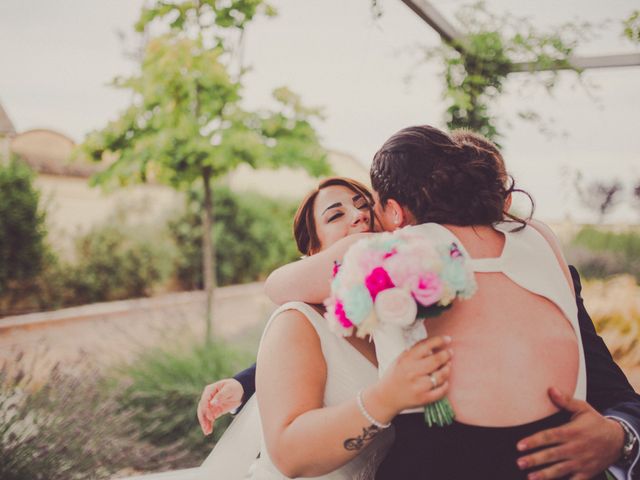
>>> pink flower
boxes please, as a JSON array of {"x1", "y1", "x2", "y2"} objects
[
  {"x1": 365, "y1": 267, "x2": 395, "y2": 300},
  {"x1": 408, "y1": 272, "x2": 443, "y2": 307},
  {"x1": 374, "y1": 288, "x2": 417, "y2": 327},
  {"x1": 384, "y1": 254, "x2": 421, "y2": 287},
  {"x1": 449, "y1": 242, "x2": 463, "y2": 258},
  {"x1": 332, "y1": 261, "x2": 340, "y2": 278},
  {"x1": 335, "y1": 301, "x2": 353, "y2": 328},
  {"x1": 357, "y1": 249, "x2": 386, "y2": 273},
  {"x1": 383, "y1": 248, "x2": 398, "y2": 260}
]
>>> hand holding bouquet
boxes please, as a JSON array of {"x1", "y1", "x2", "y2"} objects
[{"x1": 324, "y1": 228, "x2": 477, "y2": 426}]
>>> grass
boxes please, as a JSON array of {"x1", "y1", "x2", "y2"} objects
[
  {"x1": 0, "y1": 365, "x2": 169, "y2": 480},
  {"x1": 0, "y1": 333, "x2": 257, "y2": 479},
  {"x1": 567, "y1": 226, "x2": 640, "y2": 281},
  {"x1": 114, "y1": 338, "x2": 255, "y2": 468}
]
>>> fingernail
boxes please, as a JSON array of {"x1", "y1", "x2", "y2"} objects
[
  {"x1": 517, "y1": 458, "x2": 528, "y2": 469},
  {"x1": 448, "y1": 348, "x2": 454, "y2": 357},
  {"x1": 528, "y1": 474, "x2": 539, "y2": 480},
  {"x1": 444, "y1": 335, "x2": 452, "y2": 343},
  {"x1": 517, "y1": 442, "x2": 527, "y2": 451}
]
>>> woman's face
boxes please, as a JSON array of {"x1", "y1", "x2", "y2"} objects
[{"x1": 313, "y1": 185, "x2": 373, "y2": 251}]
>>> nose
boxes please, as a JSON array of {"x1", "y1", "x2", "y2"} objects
[{"x1": 350, "y1": 207, "x2": 369, "y2": 227}]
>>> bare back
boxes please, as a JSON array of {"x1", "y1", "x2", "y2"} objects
[{"x1": 412, "y1": 222, "x2": 581, "y2": 427}]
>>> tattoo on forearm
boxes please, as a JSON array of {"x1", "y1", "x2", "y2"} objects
[{"x1": 343, "y1": 425, "x2": 381, "y2": 451}]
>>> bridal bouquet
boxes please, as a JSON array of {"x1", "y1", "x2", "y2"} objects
[{"x1": 324, "y1": 228, "x2": 477, "y2": 427}]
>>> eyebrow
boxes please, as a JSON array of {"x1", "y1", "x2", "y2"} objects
[
  {"x1": 321, "y1": 194, "x2": 363, "y2": 216},
  {"x1": 322, "y1": 202, "x2": 342, "y2": 216}
]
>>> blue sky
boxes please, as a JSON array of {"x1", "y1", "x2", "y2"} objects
[{"x1": 1, "y1": 0, "x2": 638, "y2": 222}]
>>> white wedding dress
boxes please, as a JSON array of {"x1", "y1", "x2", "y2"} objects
[
  {"x1": 239, "y1": 302, "x2": 394, "y2": 479},
  {"x1": 126, "y1": 302, "x2": 393, "y2": 480}
]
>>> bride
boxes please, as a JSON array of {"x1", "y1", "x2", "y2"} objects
[
  {"x1": 191, "y1": 177, "x2": 451, "y2": 479},
  {"x1": 245, "y1": 177, "x2": 452, "y2": 479}
]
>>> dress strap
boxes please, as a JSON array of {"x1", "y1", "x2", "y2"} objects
[
  {"x1": 469, "y1": 257, "x2": 504, "y2": 273},
  {"x1": 258, "y1": 301, "x2": 339, "y2": 362}
]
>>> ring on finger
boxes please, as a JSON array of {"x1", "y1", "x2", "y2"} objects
[{"x1": 429, "y1": 373, "x2": 438, "y2": 389}]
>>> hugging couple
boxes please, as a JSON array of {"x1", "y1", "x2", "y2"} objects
[{"x1": 190, "y1": 125, "x2": 640, "y2": 480}]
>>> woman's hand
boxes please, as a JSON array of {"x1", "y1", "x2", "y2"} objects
[
  {"x1": 365, "y1": 335, "x2": 453, "y2": 420},
  {"x1": 197, "y1": 378, "x2": 244, "y2": 435}
]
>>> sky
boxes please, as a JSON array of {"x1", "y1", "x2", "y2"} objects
[{"x1": 1, "y1": 0, "x2": 639, "y2": 223}]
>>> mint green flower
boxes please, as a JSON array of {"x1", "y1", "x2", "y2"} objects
[
  {"x1": 441, "y1": 259, "x2": 469, "y2": 293},
  {"x1": 343, "y1": 285, "x2": 374, "y2": 325}
]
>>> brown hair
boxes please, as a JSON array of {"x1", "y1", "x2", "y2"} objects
[
  {"x1": 370, "y1": 125, "x2": 533, "y2": 228},
  {"x1": 293, "y1": 177, "x2": 374, "y2": 255},
  {"x1": 450, "y1": 129, "x2": 534, "y2": 228}
]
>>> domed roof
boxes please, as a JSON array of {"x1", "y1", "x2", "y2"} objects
[{"x1": 10, "y1": 129, "x2": 99, "y2": 177}]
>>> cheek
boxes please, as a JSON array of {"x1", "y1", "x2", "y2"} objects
[
  {"x1": 375, "y1": 208, "x2": 393, "y2": 231},
  {"x1": 317, "y1": 223, "x2": 341, "y2": 249}
]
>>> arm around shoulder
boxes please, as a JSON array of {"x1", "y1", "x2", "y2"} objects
[{"x1": 264, "y1": 233, "x2": 370, "y2": 305}]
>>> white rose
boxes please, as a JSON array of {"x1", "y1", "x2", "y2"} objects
[{"x1": 374, "y1": 287, "x2": 417, "y2": 327}]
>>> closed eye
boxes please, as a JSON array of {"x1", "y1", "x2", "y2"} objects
[{"x1": 328, "y1": 212, "x2": 344, "y2": 222}]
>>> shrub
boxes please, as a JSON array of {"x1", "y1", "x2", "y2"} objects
[
  {"x1": 55, "y1": 222, "x2": 175, "y2": 305},
  {"x1": 0, "y1": 159, "x2": 48, "y2": 304},
  {"x1": 169, "y1": 186, "x2": 300, "y2": 288},
  {"x1": 582, "y1": 275, "x2": 640, "y2": 369},
  {"x1": 1, "y1": 208, "x2": 176, "y2": 315},
  {"x1": 115, "y1": 339, "x2": 254, "y2": 467},
  {"x1": 565, "y1": 246, "x2": 630, "y2": 280},
  {"x1": 0, "y1": 366, "x2": 174, "y2": 480},
  {"x1": 566, "y1": 226, "x2": 640, "y2": 280}
]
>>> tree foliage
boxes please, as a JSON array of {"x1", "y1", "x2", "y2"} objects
[
  {"x1": 420, "y1": 2, "x2": 592, "y2": 141},
  {"x1": 169, "y1": 186, "x2": 299, "y2": 289},
  {"x1": 0, "y1": 158, "x2": 47, "y2": 297},
  {"x1": 135, "y1": 0, "x2": 277, "y2": 44},
  {"x1": 82, "y1": 0, "x2": 329, "y2": 340},
  {"x1": 83, "y1": 36, "x2": 327, "y2": 189},
  {"x1": 623, "y1": 10, "x2": 640, "y2": 43}
]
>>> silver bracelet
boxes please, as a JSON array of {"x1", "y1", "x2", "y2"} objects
[{"x1": 356, "y1": 389, "x2": 391, "y2": 429}]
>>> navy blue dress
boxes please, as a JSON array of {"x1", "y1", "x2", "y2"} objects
[{"x1": 376, "y1": 410, "x2": 607, "y2": 479}]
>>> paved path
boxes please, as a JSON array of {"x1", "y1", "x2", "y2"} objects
[{"x1": 0, "y1": 283, "x2": 275, "y2": 385}]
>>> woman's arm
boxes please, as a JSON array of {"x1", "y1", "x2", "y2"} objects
[
  {"x1": 264, "y1": 233, "x2": 370, "y2": 305},
  {"x1": 256, "y1": 309, "x2": 452, "y2": 478}
]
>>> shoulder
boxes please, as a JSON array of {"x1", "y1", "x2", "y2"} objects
[
  {"x1": 527, "y1": 219, "x2": 560, "y2": 247},
  {"x1": 258, "y1": 308, "x2": 324, "y2": 366},
  {"x1": 527, "y1": 220, "x2": 575, "y2": 294}
]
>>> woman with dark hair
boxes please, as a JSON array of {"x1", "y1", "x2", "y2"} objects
[
  {"x1": 263, "y1": 126, "x2": 611, "y2": 478},
  {"x1": 193, "y1": 176, "x2": 452, "y2": 480}
]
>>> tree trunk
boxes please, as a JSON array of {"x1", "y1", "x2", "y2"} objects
[{"x1": 202, "y1": 166, "x2": 216, "y2": 343}]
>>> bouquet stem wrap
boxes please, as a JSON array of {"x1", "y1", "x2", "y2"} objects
[{"x1": 373, "y1": 320, "x2": 455, "y2": 427}]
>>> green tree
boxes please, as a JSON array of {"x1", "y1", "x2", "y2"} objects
[
  {"x1": 169, "y1": 186, "x2": 299, "y2": 289},
  {"x1": 83, "y1": 1, "x2": 329, "y2": 342},
  {"x1": 0, "y1": 158, "x2": 47, "y2": 307}
]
